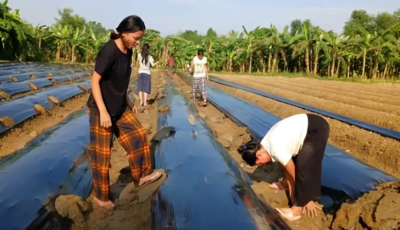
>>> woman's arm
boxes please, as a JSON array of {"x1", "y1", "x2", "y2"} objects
[
  {"x1": 281, "y1": 160, "x2": 296, "y2": 204},
  {"x1": 126, "y1": 91, "x2": 135, "y2": 109},
  {"x1": 90, "y1": 72, "x2": 107, "y2": 113},
  {"x1": 190, "y1": 58, "x2": 194, "y2": 75}
]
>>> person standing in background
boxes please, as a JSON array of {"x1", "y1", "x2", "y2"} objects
[
  {"x1": 190, "y1": 49, "x2": 208, "y2": 106},
  {"x1": 87, "y1": 15, "x2": 162, "y2": 210},
  {"x1": 168, "y1": 56, "x2": 174, "y2": 72},
  {"x1": 137, "y1": 44, "x2": 157, "y2": 106}
]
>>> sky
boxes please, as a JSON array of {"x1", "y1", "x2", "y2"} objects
[{"x1": 8, "y1": 0, "x2": 397, "y2": 36}]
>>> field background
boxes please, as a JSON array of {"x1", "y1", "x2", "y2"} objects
[{"x1": 2, "y1": 1, "x2": 400, "y2": 229}]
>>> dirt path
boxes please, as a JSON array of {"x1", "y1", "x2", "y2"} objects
[
  {"x1": 59, "y1": 71, "x2": 163, "y2": 230},
  {"x1": 212, "y1": 74, "x2": 400, "y2": 131},
  {"x1": 172, "y1": 73, "x2": 334, "y2": 229}
]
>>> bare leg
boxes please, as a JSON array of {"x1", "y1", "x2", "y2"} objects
[
  {"x1": 143, "y1": 92, "x2": 148, "y2": 106},
  {"x1": 139, "y1": 91, "x2": 143, "y2": 105}
]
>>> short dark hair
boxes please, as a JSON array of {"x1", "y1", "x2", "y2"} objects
[
  {"x1": 197, "y1": 49, "x2": 204, "y2": 55},
  {"x1": 237, "y1": 140, "x2": 260, "y2": 166},
  {"x1": 110, "y1": 15, "x2": 146, "y2": 39}
]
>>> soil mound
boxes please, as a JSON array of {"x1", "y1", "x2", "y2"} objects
[{"x1": 331, "y1": 181, "x2": 400, "y2": 230}]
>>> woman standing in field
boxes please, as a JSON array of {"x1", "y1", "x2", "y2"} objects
[
  {"x1": 238, "y1": 113, "x2": 329, "y2": 221},
  {"x1": 137, "y1": 44, "x2": 157, "y2": 106},
  {"x1": 87, "y1": 15, "x2": 161, "y2": 210},
  {"x1": 190, "y1": 49, "x2": 208, "y2": 106}
]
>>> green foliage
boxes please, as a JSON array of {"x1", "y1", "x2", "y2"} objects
[
  {"x1": 0, "y1": 1, "x2": 109, "y2": 62},
  {"x1": 2, "y1": 0, "x2": 400, "y2": 80}
]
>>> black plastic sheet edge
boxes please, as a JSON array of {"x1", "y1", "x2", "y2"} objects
[
  {"x1": 151, "y1": 73, "x2": 291, "y2": 230},
  {"x1": 204, "y1": 83, "x2": 397, "y2": 210},
  {"x1": 0, "y1": 81, "x2": 90, "y2": 135},
  {"x1": 0, "y1": 108, "x2": 92, "y2": 230},
  {"x1": 210, "y1": 77, "x2": 400, "y2": 141}
]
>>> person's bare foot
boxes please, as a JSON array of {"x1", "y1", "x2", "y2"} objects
[
  {"x1": 93, "y1": 196, "x2": 115, "y2": 210},
  {"x1": 290, "y1": 206, "x2": 303, "y2": 217},
  {"x1": 138, "y1": 171, "x2": 162, "y2": 187}
]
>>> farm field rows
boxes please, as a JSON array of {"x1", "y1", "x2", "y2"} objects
[
  {"x1": 172, "y1": 73, "x2": 332, "y2": 229},
  {"x1": 211, "y1": 74, "x2": 400, "y2": 178},
  {"x1": 2, "y1": 62, "x2": 400, "y2": 230},
  {"x1": 0, "y1": 63, "x2": 92, "y2": 157},
  {"x1": 0, "y1": 63, "x2": 163, "y2": 229},
  {"x1": 200, "y1": 73, "x2": 400, "y2": 229}
]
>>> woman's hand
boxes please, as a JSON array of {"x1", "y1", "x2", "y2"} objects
[
  {"x1": 100, "y1": 111, "x2": 112, "y2": 128},
  {"x1": 132, "y1": 105, "x2": 137, "y2": 114},
  {"x1": 302, "y1": 201, "x2": 323, "y2": 217}
]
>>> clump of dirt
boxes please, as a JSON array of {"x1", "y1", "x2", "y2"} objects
[
  {"x1": 55, "y1": 195, "x2": 89, "y2": 229},
  {"x1": 0, "y1": 116, "x2": 15, "y2": 127},
  {"x1": 33, "y1": 104, "x2": 46, "y2": 113},
  {"x1": 331, "y1": 181, "x2": 400, "y2": 230},
  {"x1": 158, "y1": 104, "x2": 170, "y2": 112}
]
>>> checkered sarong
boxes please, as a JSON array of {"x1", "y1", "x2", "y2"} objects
[{"x1": 88, "y1": 109, "x2": 152, "y2": 201}]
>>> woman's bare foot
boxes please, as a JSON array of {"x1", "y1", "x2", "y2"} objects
[
  {"x1": 93, "y1": 197, "x2": 115, "y2": 210},
  {"x1": 138, "y1": 171, "x2": 162, "y2": 187},
  {"x1": 290, "y1": 206, "x2": 303, "y2": 217},
  {"x1": 269, "y1": 181, "x2": 288, "y2": 190}
]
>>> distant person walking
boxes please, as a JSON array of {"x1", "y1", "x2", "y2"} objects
[
  {"x1": 137, "y1": 44, "x2": 157, "y2": 106},
  {"x1": 190, "y1": 49, "x2": 208, "y2": 106},
  {"x1": 168, "y1": 56, "x2": 174, "y2": 71},
  {"x1": 87, "y1": 15, "x2": 161, "y2": 210}
]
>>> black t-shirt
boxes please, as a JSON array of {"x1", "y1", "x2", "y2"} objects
[{"x1": 87, "y1": 40, "x2": 133, "y2": 116}]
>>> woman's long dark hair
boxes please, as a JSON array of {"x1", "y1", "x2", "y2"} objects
[
  {"x1": 237, "y1": 139, "x2": 261, "y2": 166},
  {"x1": 110, "y1": 15, "x2": 146, "y2": 39},
  {"x1": 141, "y1": 44, "x2": 150, "y2": 65}
]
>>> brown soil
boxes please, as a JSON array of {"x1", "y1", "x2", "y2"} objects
[
  {"x1": 210, "y1": 75, "x2": 400, "y2": 178},
  {"x1": 57, "y1": 71, "x2": 163, "y2": 230},
  {"x1": 331, "y1": 182, "x2": 400, "y2": 230},
  {"x1": 172, "y1": 73, "x2": 333, "y2": 229},
  {"x1": 212, "y1": 74, "x2": 400, "y2": 130},
  {"x1": 175, "y1": 73, "x2": 400, "y2": 229}
]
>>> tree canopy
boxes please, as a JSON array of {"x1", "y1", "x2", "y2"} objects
[{"x1": 2, "y1": 0, "x2": 400, "y2": 80}]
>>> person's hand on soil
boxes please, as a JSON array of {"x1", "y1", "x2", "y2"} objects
[
  {"x1": 100, "y1": 111, "x2": 112, "y2": 128},
  {"x1": 302, "y1": 201, "x2": 322, "y2": 217}
]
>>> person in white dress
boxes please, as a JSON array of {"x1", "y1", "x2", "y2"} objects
[{"x1": 137, "y1": 44, "x2": 157, "y2": 106}]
